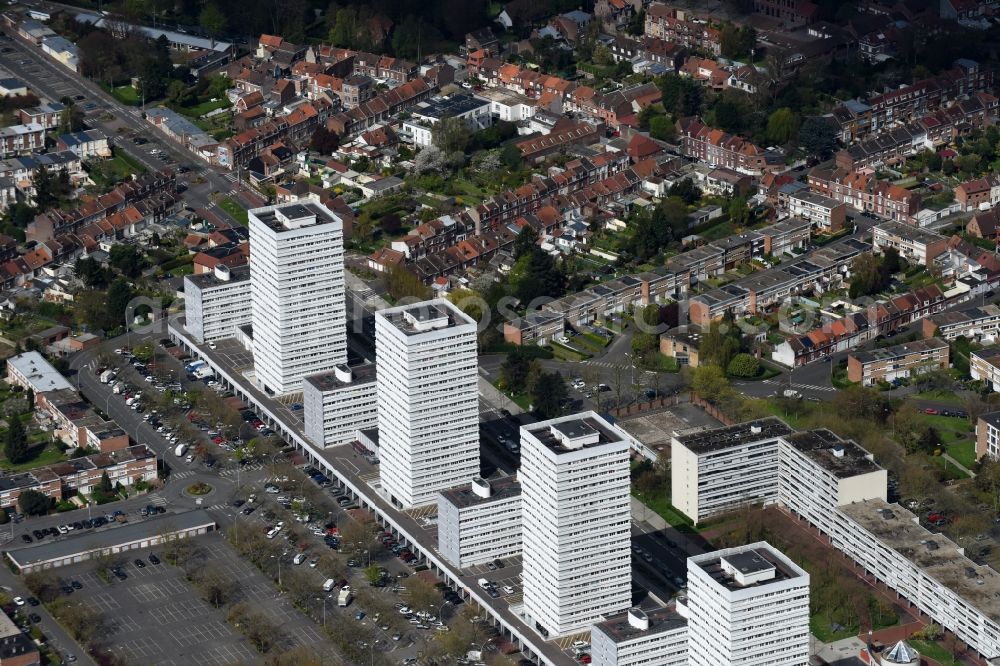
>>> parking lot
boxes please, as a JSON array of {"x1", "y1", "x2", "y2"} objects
[{"x1": 48, "y1": 532, "x2": 333, "y2": 665}]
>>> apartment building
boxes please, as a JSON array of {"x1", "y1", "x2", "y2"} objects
[
  {"x1": 0, "y1": 469, "x2": 60, "y2": 510},
  {"x1": 774, "y1": 285, "x2": 946, "y2": 367},
  {"x1": 375, "y1": 300, "x2": 479, "y2": 508},
  {"x1": 976, "y1": 411, "x2": 1000, "y2": 460},
  {"x1": 687, "y1": 543, "x2": 810, "y2": 666},
  {"x1": 301, "y1": 364, "x2": 377, "y2": 448},
  {"x1": 872, "y1": 221, "x2": 948, "y2": 266},
  {"x1": 18, "y1": 102, "x2": 65, "y2": 130},
  {"x1": 504, "y1": 312, "x2": 565, "y2": 346},
  {"x1": 0, "y1": 124, "x2": 45, "y2": 157},
  {"x1": 183, "y1": 264, "x2": 252, "y2": 344},
  {"x1": 676, "y1": 117, "x2": 780, "y2": 175},
  {"x1": 644, "y1": 3, "x2": 722, "y2": 55},
  {"x1": 6, "y1": 351, "x2": 73, "y2": 394},
  {"x1": 833, "y1": 500, "x2": 1000, "y2": 661},
  {"x1": 923, "y1": 303, "x2": 1000, "y2": 341},
  {"x1": 970, "y1": 348, "x2": 1000, "y2": 394},
  {"x1": 787, "y1": 191, "x2": 847, "y2": 232},
  {"x1": 672, "y1": 418, "x2": 794, "y2": 522},
  {"x1": 672, "y1": 418, "x2": 886, "y2": 523},
  {"x1": 248, "y1": 203, "x2": 347, "y2": 395},
  {"x1": 520, "y1": 413, "x2": 631, "y2": 638},
  {"x1": 808, "y1": 167, "x2": 921, "y2": 222},
  {"x1": 956, "y1": 175, "x2": 1000, "y2": 212},
  {"x1": 847, "y1": 338, "x2": 949, "y2": 386},
  {"x1": 659, "y1": 327, "x2": 702, "y2": 368},
  {"x1": 400, "y1": 95, "x2": 493, "y2": 147},
  {"x1": 436, "y1": 476, "x2": 522, "y2": 568},
  {"x1": 591, "y1": 605, "x2": 688, "y2": 666}
]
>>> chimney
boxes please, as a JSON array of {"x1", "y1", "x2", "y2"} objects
[{"x1": 832, "y1": 445, "x2": 845, "y2": 458}]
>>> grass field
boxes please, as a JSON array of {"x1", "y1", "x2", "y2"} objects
[
  {"x1": 0, "y1": 441, "x2": 66, "y2": 473},
  {"x1": 946, "y1": 440, "x2": 977, "y2": 469},
  {"x1": 632, "y1": 488, "x2": 696, "y2": 534},
  {"x1": 490, "y1": 379, "x2": 531, "y2": 411},
  {"x1": 908, "y1": 640, "x2": 961, "y2": 666},
  {"x1": 175, "y1": 98, "x2": 232, "y2": 118},
  {"x1": 913, "y1": 390, "x2": 964, "y2": 405},
  {"x1": 110, "y1": 85, "x2": 141, "y2": 106},
  {"x1": 929, "y1": 454, "x2": 969, "y2": 480},
  {"x1": 87, "y1": 152, "x2": 146, "y2": 187},
  {"x1": 550, "y1": 342, "x2": 590, "y2": 361},
  {"x1": 219, "y1": 198, "x2": 249, "y2": 225}
]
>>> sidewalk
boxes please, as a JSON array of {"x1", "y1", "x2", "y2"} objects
[{"x1": 478, "y1": 375, "x2": 524, "y2": 415}]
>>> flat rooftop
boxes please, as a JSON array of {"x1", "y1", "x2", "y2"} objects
[
  {"x1": 439, "y1": 475, "x2": 521, "y2": 509},
  {"x1": 692, "y1": 544, "x2": 806, "y2": 593},
  {"x1": 7, "y1": 351, "x2": 73, "y2": 392},
  {"x1": 673, "y1": 416, "x2": 794, "y2": 455},
  {"x1": 851, "y1": 337, "x2": 948, "y2": 364},
  {"x1": 303, "y1": 362, "x2": 377, "y2": 391},
  {"x1": 523, "y1": 413, "x2": 625, "y2": 454},
  {"x1": 185, "y1": 264, "x2": 250, "y2": 289},
  {"x1": 6, "y1": 509, "x2": 216, "y2": 569},
  {"x1": 592, "y1": 604, "x2": 687, "y2": 644},
  {"x1": 874, "y1": 220, "x2": 946, "y2": 246},
  {"x1": 840, "y1": 499, "x2": 1000, "y2": 623},
  {"x1": 379, "y1": 300, "x2": 473, "y2": 335},
  {"x1": 414, "y1": 94, "x2": 490, "y2": 120},
  {"x1": 783, "y1": 429, "x2": 882, "y2": 478},
  {"x1": 250, "y1": 202, "x2": 338, "y2": 232}
]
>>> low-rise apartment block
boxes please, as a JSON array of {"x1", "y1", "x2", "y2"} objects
[
  {"x1": 976, "y1": 410, "x2": 1000, "y2": 460},
  {"x1": 591, "y1": 605, "x2": 688, "y2": 666},
  {"x1": 872, "y1": 221, "x2": 948, "y2": 266},
  {"x1": 659, "y1": 327, "x2": 701, "y2": 368},
  {"x1": 787, "y1": 191, "x2": 847, "y2": 232},
  {"x1": 847, "y1": 338, "x2": 949, "y2": 386},
  {"x1": 644, "y1": 3, "x2": 721, "y2": 55},
  {"x1": 970, "y1": 347, "x2": 1000, "y2": 394},
  {"x1": 503, "y1": 312, "x2": 565, "y2": 346},
  {"x1": 808, "y1": 167, "x2": 921, "y2": 223},
  {"x1": 6, "y1": 351, "x2": 73, "y2": 394},
  {"x1": 833, "y1": 500, "x2": 1000, "y2": 661},
  {"x1": 923, "y1": 303, "x2": 1000, "y2": 341},
  {"x1": 400, "y1": 95, "x2": 493, "y2": 147},
  {"x1": 676, "y1": 117, "x2": 780, "y2": 175},
  {"x1": 301, "y1": 364, "x2": 377, "y2": 448},
  {"x1": 0, "y1": 124, "x2": 45, "y2": 157},
  {"x1": 183, "y1": 264, "x2": 252, "y2": 344},
  {"x1": 436, "y1": 476, "x2": 522, "y2": 568}
]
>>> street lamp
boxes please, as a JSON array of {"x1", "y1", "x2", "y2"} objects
[
  {"x1": 270, "y1": 551, "x2": 286, "y2": 589},
  {"x1": 361, "y1": 640, "x2": 380, "y2": 666},
  {"x1": 316, "y1": 595, "x2": 332, "y2": 627}
]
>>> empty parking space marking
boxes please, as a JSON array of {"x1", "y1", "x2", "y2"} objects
[
  {"x1": 555, "y1": 631, "x2": 591, "y2": 651},
  {"x1": 149, "y1": 601, "x2": 208, "y2": 624},
  {"x1": 118, "y1": 636, "x2": 162, "y2": 660},
  {"x1": 110, "y1": 614, "x2": 141, "y2": 634},
  {"x1": 89, "y1": 592, "x2": 121, "y2": 612},
  {"x1": 289, "y1": 625, "x2": 324, "y2": 645},
  {"x1": 193, "y1": 642, "x2": 257, "y2": 665},
  {"x1": 170, "y1": 621, "x2": 232, "y2": 647}
]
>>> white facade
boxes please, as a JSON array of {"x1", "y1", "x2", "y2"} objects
[
  {"x1": 399, "y1": 95, "x2": 493, "y2": 147},
  {"x1": 183, "y1": 265, "x2": 252, "y2": 344},
  {"x1": 248, "y1": 202, "x2": 347, "y2": 395},
  {"x1": 787, "y1": 191, "x2": 844, "y2": 230},
  {"x1": 437, "y1": 477, "x2": 522, "y2": 568},
  {"x1": 520, "y1": 413, "x2": 631, "y2": 638},
  {"x1": 834, "y1": 501, "x2": 1000, "y2": 661},
  {"x1": 970, "y1": 349, "x2": 1000, "y2": 392},
  {"x1": 375, "y1": 299, "x2": 479, "y2": 508},
  {"x1": 672, "y1": 418, "x2": 887, "y2": 524},
  {"x1": 302, "y1": 364, "x2": 378, "y2": 448},
  {"x1": 591, "y1": 605, "x2": 688, "y2": 666},
  {"x1": 6, "y1": 351, "x2": 73, "y2": 393},
  {"x1": 687, "y1": 543, "x2": 810, "y2": 666}
]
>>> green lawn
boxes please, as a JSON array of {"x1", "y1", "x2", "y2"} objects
[
  {"x1": 175, "y1": 98, "x2": 232, "y2": 118},
  {"x1": 908, "y1": 640, "x2": 961, "y2": 666},
  {"x1": 700, "y1": 221, "x2": 735, "y2": 241},
  {"x1": 632, "y1": 488, "x2": 696, "y2": 534},
  {"x1": 946, "y1": 440, "x2": 977, "y2": 470},
  {"x1": 809, "y1": 614, "x2": 856, "y2": 642},
  {"x1": 550, "y1": 342, "x2": 590, "y2": 361},
  {"x1": 490, "y1": 379, "x2": 532, "y2": 411},
  {"x1": 913, "y1": 390, "x2": 964, "y2": 405},
  {"x1": 219, "y1": 198, "x2": 249, "y2": 225},
  {"x1": 0, "y1": 441, "x2": 66, "y2": 473},
  {"x1": 87, "y1": 152, "x2": 146, "y2": 187},
  {"x1": 110, "y1": 85, "x2": 141, "y2": 106},
  {"x1": 930, "y1": 454, "x2": 969, "y2": 480}
]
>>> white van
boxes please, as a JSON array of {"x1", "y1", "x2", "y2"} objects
[
  {"x1": 293, "y1": 553, "x2": 306, "y2": 565},
  {"x1": 323, "y1": 579, "x2": 336, "y2": 592}
]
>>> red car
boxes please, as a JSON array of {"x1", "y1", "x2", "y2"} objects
[
  {"x1": 578, "y1": 656, "x2": 591, "y2": 664},
  {"x1": 212, "y1": 436, "x2": 224, "y2": 444},
  {"x1": 923, "y1": 408, "x2": 939, "y2": 415}
]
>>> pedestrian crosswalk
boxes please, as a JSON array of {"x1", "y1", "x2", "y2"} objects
[
  {"x1": 172, "y1": 470, "x2": 197, "y2": 480},
  {"x1": 221, "y1": 172, "x2": 238, "y2": 183},
  {"x1": 148, "y1": 495, "x2": 167, "y2": 507},
  {"x1": 220, "y1": 462, "x2": 264, "y2": 476},
  {"x1": 583, "y1": 360, "x2": 626, "y2": 370},
  {"x1": 203, "y1": 503, "x2": 230, "y2": 511},
  {"x1": 760, "y1": 379, "x2": 836, "y2": 393}
]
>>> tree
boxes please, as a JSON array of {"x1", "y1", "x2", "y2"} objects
[
  {"x1": 106, "y1": 276, "x2": 134, "y2": 332},
  {"x1": 364, "y1": 564, "x2": 382, "y2": 586},
  {"x1": 648, "y1": 115, "x2": 675, "y2": 142},
  {"x1": 727, "y1": 353, "x2": 760, "y2": 378},
  {"x1": 19, "y1": 489, "x2": 52, "y2": 516},
  {"x1": 512, "y1": 226, "x2": 539, "y2": 260},
  {"x1": 5, "y1": 416, "x2": 28, "y2": 464},
  {"x1": 24, "y1": 389, "x2": 34, "y2": 413},
  {"x1": 404, "y1": 576, "x2": 439, "y2": 613},
  {"x1": 99, "y1": 471, "x2": 113, "y2": 494},
  {"x1": 799, "y1": 116, "x2": 838, "y2": 157},
  {"x1": 379, "y1": 212, "x2": 403, "y2": 236},
  {"x1": 531, "y1": 371, "x2": 568, "y2": 419},
  {"x1": 431, "y1": 116, "x2": 472, "y2": 154},
  {"x1": 766, "y1": 107, "x2": 799, "y2": 145},
  {"x1": 198, "y1": 3, "x2": 227, "y2": 46},
  {"x1": 728, "y1": 195, "x2": 751, "y2": 228},
  {"x1": 109, "y1": 244, "x2": 146, "y2": 278},
  {"x1": 58, "y1": 104, "x2": 85, "y2": 133},
  {"x1": 500, "y1": 348, "x2": 532, "y2": 394},
  {"x1": 508, "y1": 247, "x2": 564, "y2": 305},
  {"x1": 668, "y1": 178, "x2": 701, "y2": 205},
  {"x1": 691, "y1": 364, "x2": 729, "y2": 402},
  {"x1": 412, "y1": 145, "x2": 449, "y2": 175},
  {"x1": 75, "y1": 257, "x2": 111, "y2": 288},
  {"x1": 384, "y1": 264, "x2": 431, "y2": 301},
  {"x1": 309, "y1": 126, "x2": 340, "y2": 155}
]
